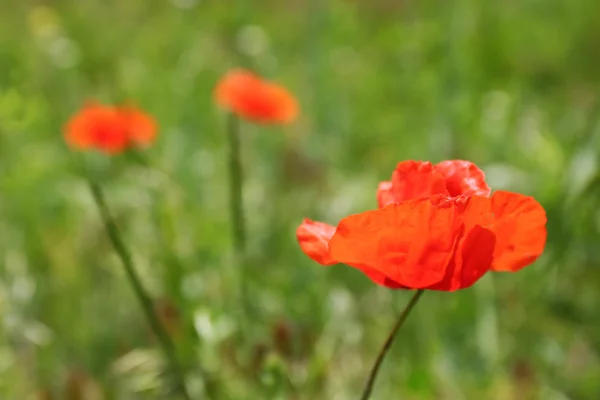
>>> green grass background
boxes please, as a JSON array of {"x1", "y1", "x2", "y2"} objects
[{"x1": 1, "y1": 0, "x2": 600, "y2": 399}]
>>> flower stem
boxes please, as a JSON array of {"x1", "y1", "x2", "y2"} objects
[
  {"x1": 227, "y1": 113, "x2": 246, "y2": 257},
  {"x1": 359, "y1": 289, "x2": 425, "y2": 400},
  {"x1": 226, "y1": 113, "x2": 252, "y2": 322},
  {"x1": 88, "y1": 181, "x2": 192, "y2": 400}
]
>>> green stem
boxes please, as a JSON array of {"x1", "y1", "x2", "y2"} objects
[
  {"x1": 226, "y1": 112, "x2": 253, "y2": 327},
  {"x1": 359, "y1": 289, "x2": 425, "y2": 400},
  {"x1": 227, "y1": 113, "x2": 246, "y2": 257},
  {"x1": 88, "y1": 181, "x2": 192, "y2": 400}
]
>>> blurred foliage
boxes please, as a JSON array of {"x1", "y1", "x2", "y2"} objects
[{"x1": 1, "y1": 0, "x2": 600, "y2": 399}]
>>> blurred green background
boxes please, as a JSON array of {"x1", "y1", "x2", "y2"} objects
[{"x1": 1, "y1": 0, "x2": 600, "y2": 399}]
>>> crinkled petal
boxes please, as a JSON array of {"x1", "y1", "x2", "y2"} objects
[
  {"x1": 424, "y1": 196, "x2": 495, "y2": 291},
  {"x1": 427, "y1": 224, "x2": 495, "y2": 291},
  {"x1": 329, "y1": 199, "x2": 458, "y2": 288},
  {"x1": 376, "y1": 181, "x2": 395, "y2": 208},
  {"x1": 436, "y1": 160, "x2": 491, "y2": 197},
  {"x1": 296, "y1": 218, "x2": 337, "y2": 265},
  {"x1": 490, "y1": 191, "x2": 547, "y2": 272},
  {"x1": 390, "y1": 161, "x2": 449, "y2": 202}
]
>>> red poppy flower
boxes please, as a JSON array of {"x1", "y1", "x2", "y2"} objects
[
  {"x1": 214, "y1": 69, "x2": 298, "y2": 125},
  {"x1": 297, "y1": 160, "x2": 547, "y2": 291},
  {"x1": 64, "y1": 102, "x2": 157, "y2": 154}
]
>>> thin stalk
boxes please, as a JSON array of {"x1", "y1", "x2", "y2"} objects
[
  {"x1": 226, "y1": 112, "x2": 252, "y2": 323},
  {"x1": 359, "y1": 289, "x2": 425, "y2": 400},
  {"x1": 226, "y1": 113, "x2": 246, "y2": 257},
  {"x1": 88, "y1": 181, "x2": 192, "y2": 400}
]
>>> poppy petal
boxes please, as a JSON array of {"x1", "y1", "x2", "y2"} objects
[
  {"x1": 121, "y1": 106, "x2": 157, "y2": 145},
  {"x1": 490, "y1": 191, "x2": 547, "y2": 272},
  {"x1": 296, "y1": 218, "x2": 337, "y2": 265},
  {"x1": 457, "y1": 225, "x2": 496, "y2": 287},
  {"x1": 436, "y1": 160, "x2": 491, "y2": 197},
  {"x1": 263, "y1": 83, "x2": 299, "y2": 124},
  {"x1": 376, "y1": 181, "x2": 395, "y2": 208},
  {"x1": 329, "y1": 199, "x2": 458, "y2": 288},
  {"x1": 65, "y1": 110, "x2": 95, "y2": 149},
  {"x1": 390, "y1": 161, "x2": 449, "y2": 203},
  {"x1": 351, "y1": 263, "x2": 407, "y2": 289},
  {"x1": 422, "y1": 195, "x2": 495, "y2": 291},
  {"x1": 427, "y1": 224, "x2": 496, "y2": 291}
]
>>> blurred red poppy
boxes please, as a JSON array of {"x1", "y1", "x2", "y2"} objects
[
  {"x1": 64, "y1": 102, "x2": 156, "y2": 154},
  {"x1": 297, "y1": 160, "x2": 547, "y2": 291},
  {"x1": 214, "y1": 69, "x2": 298, "y2": 124}
]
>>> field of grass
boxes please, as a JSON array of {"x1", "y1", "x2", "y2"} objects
[{"x1": 2, "y1": 0, "x2": 600, "y2": 399}]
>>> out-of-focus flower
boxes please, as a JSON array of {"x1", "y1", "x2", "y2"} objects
[
  {"x1": 64, "y1": 102, "x2": 156, "y2": 154},
  {"x1": 297, "y1": 160, "x2": 547, "y2": 291},
  {"x1": 214, "y1": 69, "x2": 298, "y2": 125},
  {"x1": 65, "y1": 369, "x2": 103, "y2": 400},
  {"x1": 272, "y1": 319, "x2": 294, "y2": 359},
  {"x1": 154, "y1": 297, "x2": 182, "y2": 339},
  {"x1": 35, "y1": 389, "x2": 55, "y2": 400}
]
